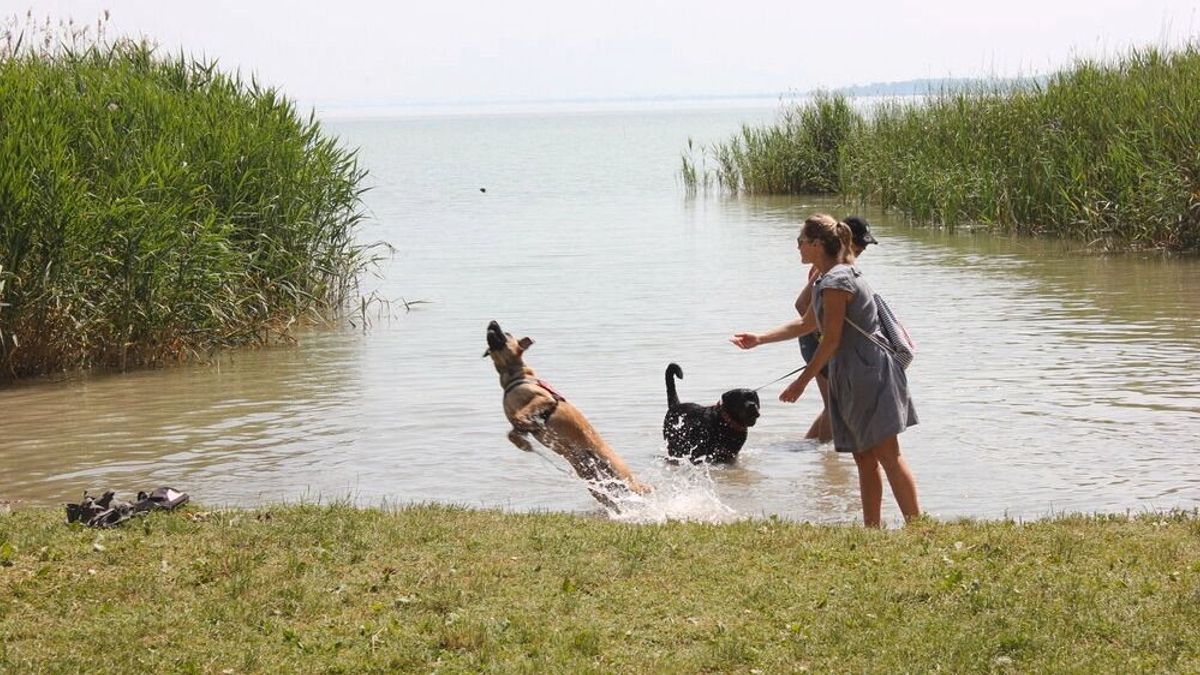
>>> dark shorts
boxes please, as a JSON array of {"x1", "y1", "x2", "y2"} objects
[
  {"x1": 798, "y1": 333, "x2": 828, "y2": 377},
  {"x1": 798, "y1": 334, "x2": 819, "y2": 363}
]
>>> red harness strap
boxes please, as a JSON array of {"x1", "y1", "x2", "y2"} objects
[{"x1": 535, "y1": 379, "x2": 567, "y2": 402}]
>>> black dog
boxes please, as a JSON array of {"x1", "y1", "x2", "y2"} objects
[{"x1": 662, "y1": 363, "x2": 760, "y2": 464}]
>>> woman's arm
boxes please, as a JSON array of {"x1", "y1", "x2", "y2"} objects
[
  {"x1": 731, "y1": 309, "x2": 817, "y2": 350},
  {"x1": 780, "y1": 288, "x2": 851, "y2": 402}
]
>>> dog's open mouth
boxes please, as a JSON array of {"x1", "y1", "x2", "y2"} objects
[{"x1": 484, "y1": 320, "x2": 507, "y2": 356}]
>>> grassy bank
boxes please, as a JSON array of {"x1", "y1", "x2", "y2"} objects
[
  {"x1": 684, "y1": 45, "x2": 1200, "y2": 251},
  {"x1": 2, "y1": 504, "x2": 1198, "y2": 672},
  {"x1": 0, "y1": 24, "x2": 371, "y2": 381}
]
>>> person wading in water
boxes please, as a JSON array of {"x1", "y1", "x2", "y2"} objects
[
  {"x1": 731, "y1": 213, "x2": 921, "y2": 527},
  {"x1": 794, "y1": 215, "x2": 878, "y2": 442}
]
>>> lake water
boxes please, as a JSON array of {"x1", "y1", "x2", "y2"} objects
[{"x1": 2, "y1": 100, "x2": 1198, "y2": 524}]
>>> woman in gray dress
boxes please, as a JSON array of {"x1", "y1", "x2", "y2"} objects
[
  {"x1": 731, "y1": 213, "x2": 921, "y2": 527},
  {"x1": 794, "y1": 215, "x2": 878, "y2": 443}
]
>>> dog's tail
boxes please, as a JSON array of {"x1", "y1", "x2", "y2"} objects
[{"x1": 665, "y1": 363, "x2": 683, "y2": 408}]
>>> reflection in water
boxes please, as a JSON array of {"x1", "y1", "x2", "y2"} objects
[
  {"x1": 2, "y1": 106, "x2": 1198, "y2": 523},
  {"x1": 1, "y1": 331, "x2": 369, "y2": 505}
]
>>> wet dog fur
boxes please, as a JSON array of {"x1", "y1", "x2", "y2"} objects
[
  {"x1": 663, "y1": 363, "x2": 760, "y2": 463},
  {"x1": 485, "y1": 320, "x2": 649, "y2": 509}
]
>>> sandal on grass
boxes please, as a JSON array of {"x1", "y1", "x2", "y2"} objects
[
  {"x1": 134, "y1": 487, "x2": 190, "y2": 512},
  {"x1": 65, "y1": 491, "x2": 105, "y2": 524},
  {"x1": 88, "y1": 503, "x2": 135, "y2": 528}
]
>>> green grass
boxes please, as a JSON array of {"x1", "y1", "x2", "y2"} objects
[
  {"x1": 2, "y1": 504, "x2": 1198, "y2": 672},
  {"x1": 0, "y1": 25, "x2": 373, "y2": 381},
  {"x1": 686, "y1": 45, "x2": 1200, "y2": 251}
]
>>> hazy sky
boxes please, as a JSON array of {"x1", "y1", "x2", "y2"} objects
[{"x1": 7, "y1": 0, "x2": 1199, "y2": 109}]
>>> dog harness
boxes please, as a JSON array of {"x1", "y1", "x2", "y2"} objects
[
  {"x1": 504, "y1": 378, "x2": 567, "y2": 429},
  {"x1": 503, "y1": 377, "x2": 566, "y2": 401}
]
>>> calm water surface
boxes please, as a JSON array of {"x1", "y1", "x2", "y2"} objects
[{"x1": 3, "y1": 101, "x2": 1198, "y2": 524}]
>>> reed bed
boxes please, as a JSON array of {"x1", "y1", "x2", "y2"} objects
[
  {"x1": 0, "y1": 25, "x2": 371, "y2": 380},
  {"x1": 685, "y1": 45, "x2": 1200, "y2": 251},
  {"x1": 682, "y1": 92, "x2": 858, "y2": 195}
]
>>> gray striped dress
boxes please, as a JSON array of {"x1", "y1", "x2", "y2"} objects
[{"x1": 812, "y1": 264, "x2": 918, "y2": 453}]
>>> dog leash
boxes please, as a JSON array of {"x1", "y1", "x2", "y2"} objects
[
  {"x1": 753, "y1": 365, "x2": 805, "y2": 392},
  {"x1": 530, "y1": 446, "x2": 573, "y2": 477}
]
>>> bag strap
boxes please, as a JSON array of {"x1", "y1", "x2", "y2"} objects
[
  {"x1": 844, "y1": 315, "x2": 899, "y2": 358},
  {"x1": 813, "y1": 269, "x2": 898, "y2": 359},
  {"x1": 816, "y1": 297, "x2": 898, "y2": 358}
]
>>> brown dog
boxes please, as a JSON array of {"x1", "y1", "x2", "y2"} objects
[{"x1": 484, "y1": 320, "x2": 649, "y2": 509}]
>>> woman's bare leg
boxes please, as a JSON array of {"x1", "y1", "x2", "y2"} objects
[
  {"x1": 872, "y1": 435, "x2": 921, "y2": 522},
  {"x1": 852, "y1": 450, "x2": 883, "y2": 527},
  {"x1": 805, "y1": 373, "x2": 833, "y2": 442}
]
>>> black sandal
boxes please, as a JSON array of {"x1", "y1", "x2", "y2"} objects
[
  {"x1": 65, "y1": 491, "x2": 105, "y2": 524},
  {"x1": 88, "y1": 503, "x2": 134, "y2": 528},
  {"x1": 134, "y1": 487, "x2": 190, "y2": 512}
]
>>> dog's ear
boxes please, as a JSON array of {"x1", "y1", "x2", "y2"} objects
[{"x1": 517, "y1": 337, "x2": 534, "y2": 353}]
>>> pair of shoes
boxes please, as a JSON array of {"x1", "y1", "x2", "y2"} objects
[
  {"x1": 65, "y1": 487, "x2": 190, "y2": 528},
  {"x1": 65, "y1": 491, "x2": 110, "y2": 525},
  {"x1": 64, "y1": 490, "x2": 134, "y2": 528}
]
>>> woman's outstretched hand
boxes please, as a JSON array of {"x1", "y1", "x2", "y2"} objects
[
  {"x1": 779, "y1": 374, "x2": 810, "y2": 403},
  {"x1": 730, "y1": 333, "x2": 760, "y2": 350}
]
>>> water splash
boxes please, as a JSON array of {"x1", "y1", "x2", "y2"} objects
[
  {"x1": 596, "y1": 456, "x2": 740, "y2": 524},
  {"x1": 517, "y1": 440, "x2": 737, "y2": 522}
]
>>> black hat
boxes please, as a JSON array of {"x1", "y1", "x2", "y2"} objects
[{"x1": 844, "y1": 216, "x2": 878, "y2": 247}]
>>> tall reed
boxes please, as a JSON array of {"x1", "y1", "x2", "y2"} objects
[
  {"x1": 685, "y1": 45, "x2": 1200, "y2": 251},
  {"x1": 0, "y1": 22, "x2": 372, "y2": 380},
  {"x1": 844, "y1": 46, "x2": 1200, "y2": 250},
  {"x1": 684, "y1": 93, "x2": 860, "y2": 194}
]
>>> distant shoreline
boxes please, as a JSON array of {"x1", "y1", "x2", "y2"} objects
[
  {"x1": 314, "y1": 93, "x2": 800, "y2": 120},
  {"x1": 312, "y1": 77, "x2": 1024, "y2": 119}
]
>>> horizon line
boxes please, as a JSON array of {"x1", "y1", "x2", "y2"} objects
[{"x1": 308, "y1": 75, "x2": 1044, "y2": 113}]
